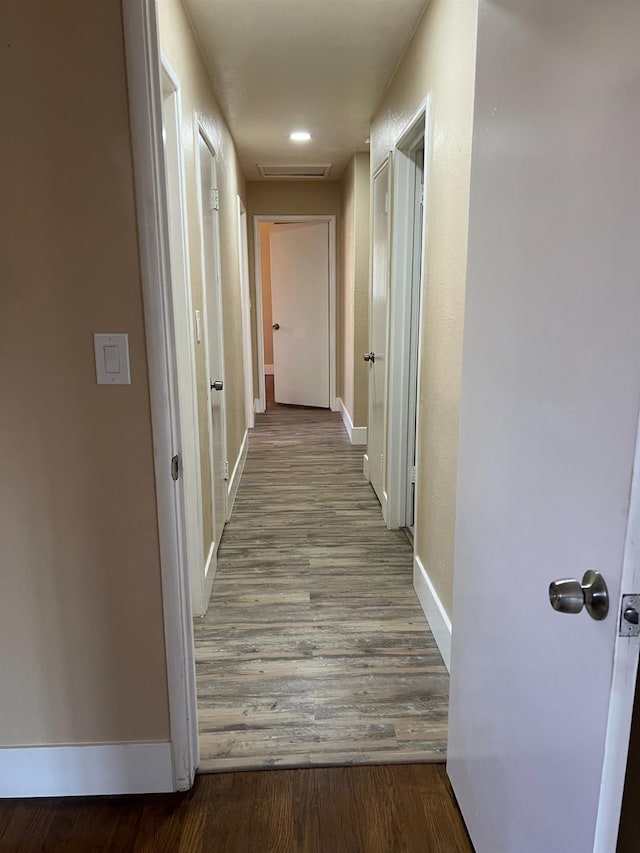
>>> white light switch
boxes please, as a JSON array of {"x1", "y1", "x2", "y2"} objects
[{"x1": 94, "y1": 334, "x2": 131, "y2": 385}]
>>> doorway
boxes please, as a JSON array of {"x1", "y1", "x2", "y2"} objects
[
  {"x1": 195, "y1": 123, "x2": 228, "y2": 609},
  {"x1": 254, "y1": 215, "x2": 338, "y2": 413},
  {"x1": 386, "y1": 104, "x2": 429, "y2": 532}
]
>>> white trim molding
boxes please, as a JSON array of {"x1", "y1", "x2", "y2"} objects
[
  {"x1": 0, "y1": 742, "x2": 173, "y2": 798},
  {"x1": 227, "y1": 430, "x2": 248, "y2": 519},
  {"x1": 414, "y1": 554, "x2": 452, "y2": 672},
  {"x1": 338, "y1": 398, "x2": 367, "y2": 445},
  {"x1": 123, "y1": 0, "x2": 198, "y2": 791},
  {"x1": 386, "y1": 98, "x2": 431, "y2": 530},
  {"x1": 254, "y1": 397, "x2": 263, "y2": 415},
  {"x1": 363, "y1": 453, "x2": 370, "y2": 480}
]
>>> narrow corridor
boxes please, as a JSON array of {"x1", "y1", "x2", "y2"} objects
[{"x1": 194, "y1": 408, "x2": 448, "y2": 772}]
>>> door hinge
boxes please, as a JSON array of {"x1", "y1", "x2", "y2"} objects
[
  {"x1": 384, "y1": 192, "x2": 389, "y2": 214},
  {"x1": 619, "y1": 594, "x2": 640, "y2": 637},
  {"x1": 411, "y1": 465, "x2": 417, "y2": 484},
  {"x1": 210, "y1": 188, "x2": 220, "y2": 211},
  {"x1": 171, "y1": 454, "x2": 180, "y2": 481},
  {"x1": 223, "y1": 461, "x2": 229, "y2": 481}
]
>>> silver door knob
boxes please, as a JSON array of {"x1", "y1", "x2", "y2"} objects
[
  {"x1": 211, "y1": 380, "x2": 223, "y2": 391},
  {"x1": 272, "y1": 323, "x2": 280, "y2": 330},
  {"x1": 548, "y1": 570, "x2": 609, "y2": 621},
  {"x1": 363, "y1": 352, "x2": 375, "y2": 363}
]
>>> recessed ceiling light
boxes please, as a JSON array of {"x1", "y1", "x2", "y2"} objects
[{"x1": 290, "y1": 131, "x2": 311, "y2": 142}]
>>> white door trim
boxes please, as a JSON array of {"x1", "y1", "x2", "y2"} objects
[
  {"x1": 386, "y1": 98, "x2": 431, "y2": 531},
  {"x1": 367, "y1": 156, "x2": 393, "y2": 523},
  {"x1": 594, "y1": 411, "x2": 640, "y2": 851},
  {"x1": 161, "y1": 56, "x2": 206, "y2": 620},
  {"x1": 122, "y1": 0, "x2": 198, "y2": 791},
  {"x1": 237, "y1": 197, "x2": 254, "y2": 429},
  {"x1": 253, "y1": 215, "x2": 338, "y2": 413},
  {"x1": 194, "y1": 117, "x2": 229, "y2": 540}
]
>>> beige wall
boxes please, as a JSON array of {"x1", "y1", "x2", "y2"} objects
[
  {"x1": 246, "y1": 182, "x2": 342, "y2": 394},
  {"x1": 259, "y1": 223, "x2": 274, "y2": 365},
  {"x1": 0, "y1": 0, "x2": 170, "y2": 746},
  {"x1": 340, "y1": 154, "x2": 371, "y2": 427},
  {"x1": 159, "y1": 0, "x2": 248, "y2": 555},
  {"x1": 370, "y1": 0, "x2": 478, "y2": 615}
]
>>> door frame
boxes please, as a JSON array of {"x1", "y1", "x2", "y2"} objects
[
  {"x1": 365, "y1": 156, "x2": 393, "y2": 517},
  {"x1": 237, "y1": 197, "x2": 254, "y2": 430},
  {"x1": 194, "y1": 117, "x2": 229, "y2": 573},
  {"x1": 386, "y1": 99, "x2": 431, "y2": 530},
  {"x1": 161, "y1": 56, "x2": 207, "y2": 618},
  {"x1": 123, "y1": 0, "x2": 198, "y2": 790},
  {"x1": 253, "y1": 214, "x2": 338, "y2": 413}
]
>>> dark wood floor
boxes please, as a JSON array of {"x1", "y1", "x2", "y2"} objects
[
  {"x1": 0, "y1": 764, "x2": 473, "y2": 852},
  {"x1": 194, "y1": 402, "x2": 448, "y2": 771}
]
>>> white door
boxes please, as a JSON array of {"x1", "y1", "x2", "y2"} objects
[
  {"x1": 197, "y1": 130, "x2": 227, "y2": 555},
  {"x1": 367, "y1": 161, "x2": 390, "y2": 508},
  {"x1": 269, "y1": 221, "x2": 329, "y2": 407},
  {"x1": 161, "y1": 71, "x2": 205, "y2": 613},
  {"x1": 447, "y1": 2, "x2": 640, "y2": 852}
]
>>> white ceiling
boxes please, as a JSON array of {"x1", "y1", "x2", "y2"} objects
[{"x1": 182, "y1": 0, "x2": 428, "y2": 180}]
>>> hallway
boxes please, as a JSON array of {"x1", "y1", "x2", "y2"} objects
[{"x1": 194, "y1": 408, "x2": 448, "y2": 772}]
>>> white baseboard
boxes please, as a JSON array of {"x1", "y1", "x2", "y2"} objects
[
  {"x1": 254, "y1": 397, "x2": 264, "y2": 414},
  {"x1": 338, "y1": 397, "x2": 368, "y2": 445},
  {"x1": 0, "y1": 742, "x2": 174, "y2": 797},
  {"x1": 264, "y1": 364, "x2": 274, "y2": 375},
  {"x1": 414, "y1": 555, "x2": 452, "y2": 672},
  {"x1": 363, "y1": 453, "x2": 369, "y2": 480},
  {"x1": 227, "y1": 430, "x2": 248, "y2": 520}
]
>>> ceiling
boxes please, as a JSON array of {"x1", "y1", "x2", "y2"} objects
[{"x1": 182, "y1": 0, "x2": 428, "y2": 180}]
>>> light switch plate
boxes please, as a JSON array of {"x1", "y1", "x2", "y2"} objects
[{"x1": 94, "y1": 333, "x2": 131, "y2": 385}]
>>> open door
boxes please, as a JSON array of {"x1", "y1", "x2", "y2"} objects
[
  {"x1": 366, "y1": 160, "x2": 390, "y2": 511},
  {"x1": 447, "y1": 2, "x2": 640, "y2": 852}
]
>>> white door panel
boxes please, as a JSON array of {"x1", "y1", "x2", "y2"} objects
[
  {"x1": 368, "y1": 161, "x2": 390, "y2": 507},
  {"x1": 198, "y1": 132, "x2": 226, "y2": 556},
  {"x1": 269, "y1": 222, "x2": 329, "y2": 408},
  {"x1": 448, "y1": 2, "x2": 640, "y2": 852}
]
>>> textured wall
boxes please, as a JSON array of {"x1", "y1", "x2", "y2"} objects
[
  {"x1": 370, "y1": 0, "x2": 478, "y2": 615},
  {"x1": 259, "y1": 223, "x2": 274, "y2": 365},
  {"x1": 341, "y1": 159, "x2": 356, "y2": 418},
  {"x1": 353, "y1": 153, "x2": 371, "y2": 427},
  {"x1": 159, "y1": 0, "x2": 248, "y2": 556},
  {"x1": 340, "y1": 153, "x2": 370, "y2": 428},
  {"x1": 0, "y1": 0, "x2": 169, "y2": 745}
]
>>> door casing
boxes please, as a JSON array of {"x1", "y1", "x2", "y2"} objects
[
  {"x1": 194, "y1": 118, "x2": 228, "y2": 609},
  {"x1": 386, "y1": 99, "x2": 430, "y2": 531}
]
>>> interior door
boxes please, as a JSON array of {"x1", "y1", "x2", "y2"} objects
[
  {"x1": 367, "y1": 161, "x2": 390, "y2": 508},
  {"x1": 447, "y1": 2, "x2": 640, "y2": 852},
  {"x1": 269, "y1": 221, "x2": 330, "y2": 407},
  {"x1": 198, "y1": 130, "x2": 227, "y2": 556}
]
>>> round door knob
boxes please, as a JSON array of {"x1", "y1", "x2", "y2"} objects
[
  {"x1": 548, "y1": 578, "x2": 584, "y2": 614},
  {"x1": 548, "y1": 570, "x2": 609, "y2": 621},
  {"x1": 272, "y1": 323, "x2": 280, "y2": 330},
  {"x1": 211, "y1": 380, "x2": 223, "y2": 391}
]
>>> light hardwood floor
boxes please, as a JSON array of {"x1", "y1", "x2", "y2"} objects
[{"x1": 194, "y1": 405, "x2": 448, "y2": 772}]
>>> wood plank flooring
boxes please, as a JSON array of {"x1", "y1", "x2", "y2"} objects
[
  {"x1": 0, "y1": 765, "x2": 473, "y2": 852},
  {"x1": 194, "y1": 406, "x2": 448, "y2": 772}
]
